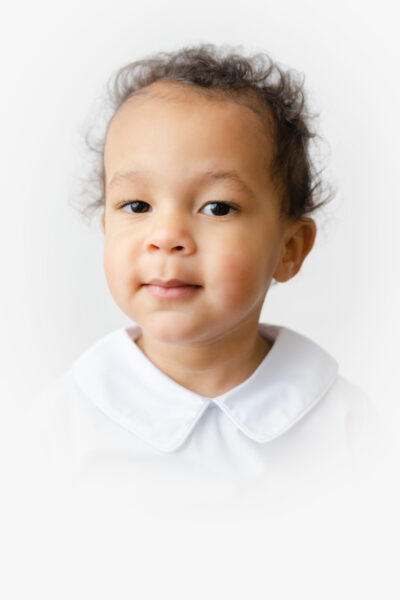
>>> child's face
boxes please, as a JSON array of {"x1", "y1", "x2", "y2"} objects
[{"x1": 102, "y1": 82, "x2": 303, "y2": 345}]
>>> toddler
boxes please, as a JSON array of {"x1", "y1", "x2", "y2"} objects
[{"x1": 27, "y1": 43, "x2": 380, "y2": 498}]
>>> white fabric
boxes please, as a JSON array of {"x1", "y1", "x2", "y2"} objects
[
  {"x1": 71, "y1": 323, "x2": 339, "y2": 451},
  {"x1": 8, "y1": 321, "x2": 393, "y2": 600},
  {"x1": 23, "y1": 321, "x2": 381, "y2": 490}
]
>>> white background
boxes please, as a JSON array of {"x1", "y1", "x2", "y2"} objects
[{"x1": 1, "y1": 0, "x2": 398, "y2": 417}]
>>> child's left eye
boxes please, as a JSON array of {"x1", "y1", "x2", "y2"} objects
[{"x1": 200, "y1": 202, "x2": 238, "y2": 217}]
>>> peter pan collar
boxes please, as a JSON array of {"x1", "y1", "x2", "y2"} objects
[{"x1": 71, "y1": 322, "x2": 338, "y2": 453}]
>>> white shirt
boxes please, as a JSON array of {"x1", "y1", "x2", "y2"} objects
[
  {"x1": 22, "y1": 321, "x2": 381, "y2": 502},
  {"x1": 8, "y1": 321, "x2": 393, "y2": 600}
]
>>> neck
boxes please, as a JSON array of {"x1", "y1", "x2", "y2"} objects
[{"x1": 134, "y1": 321, "x2": 272, "y2": 398}]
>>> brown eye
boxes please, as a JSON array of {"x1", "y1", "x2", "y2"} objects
[
  {"x1": 201, "y1": 202, "x2": 238, "y2": 216},
  {"x1": 120, "y1": 200, "x2": 151, "y2": 213}
]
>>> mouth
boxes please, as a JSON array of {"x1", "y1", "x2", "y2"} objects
[
  {"x1": 144, "y1": 279, "x2": 202, "y2": 288},
  {"x1": 143, "y1": 279, "x2": 202, "y2": 299}
]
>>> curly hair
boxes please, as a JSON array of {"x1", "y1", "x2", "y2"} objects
[{"x1": 71, "y1": 43, "x2": 333, "y2": 224}]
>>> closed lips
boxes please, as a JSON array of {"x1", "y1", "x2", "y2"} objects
[
  {"x1": 145, "y1": 279, "x2": 201, "y2": 287},
  {"x1": 143, "y1": 279, "x2": 202, "y2": 300}
]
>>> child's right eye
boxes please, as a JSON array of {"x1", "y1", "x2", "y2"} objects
[{"x1": 119, "y1": 200, "x2": 151, "y2": 214}]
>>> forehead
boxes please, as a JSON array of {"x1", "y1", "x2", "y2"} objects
[
  {"x1": 104, "y1": 81, "x2": 275, "y2": 191},
  {"x1": 108, "y1": 79, "x2": 272, "y2": 125}
]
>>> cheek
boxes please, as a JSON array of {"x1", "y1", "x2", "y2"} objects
[
  {"x1": 212, "y1": 245, "x2": 273, "y2": 306},
  {"x1": 103, "y1": 237, "x2": 137, "y2": 295},
  {"x1": 103, "y1": 243, "x2": 121, "y2": 298}
]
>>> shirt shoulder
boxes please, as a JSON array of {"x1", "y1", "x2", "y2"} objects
[
  {"x1": 327, "y1": 373, "x2": 380, "y2": 426},
  {"x1": 323, "y1": 373, "x2": 383, "y2": 464}
]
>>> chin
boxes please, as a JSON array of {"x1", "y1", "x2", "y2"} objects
[{"x1": 141, "y1": 314, "x2": 205, "y2": 345}]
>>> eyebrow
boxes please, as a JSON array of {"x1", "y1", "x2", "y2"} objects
[{"x1": 107, "y1": 168, "x2": 254, "y2": 196}]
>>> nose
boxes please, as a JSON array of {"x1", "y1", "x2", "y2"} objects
[{"x1": 145, "y1": 214, "x2": 196, "y2": 255}]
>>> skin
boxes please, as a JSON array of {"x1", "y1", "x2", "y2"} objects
[{"x1": 101, "y1": 81, "x2": 316, "y2": 398}]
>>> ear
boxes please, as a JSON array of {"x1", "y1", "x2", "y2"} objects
[
  {"x1": 273, "y1": 217, "x2": 317, "y2": 282},
  {"x1": 101, "y1": 210, "x2": 105, "y2": 234}
]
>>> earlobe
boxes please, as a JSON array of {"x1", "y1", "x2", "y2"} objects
[{"x1": 273, "y1": 218, "x2": 317, "y2": 282}]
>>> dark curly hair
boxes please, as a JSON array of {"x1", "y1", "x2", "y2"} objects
[{"x1": 71, "y1": 43, "x2": 333, "y2": 225}]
